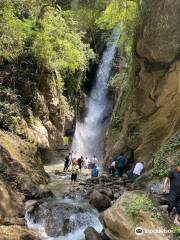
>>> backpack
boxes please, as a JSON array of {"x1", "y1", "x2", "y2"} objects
[{"x1": 117, "y1": 156, "x2": 125, "y2": 167}]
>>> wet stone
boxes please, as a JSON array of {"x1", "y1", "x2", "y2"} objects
[
  {"x1": 84, "y1": 227, "x2": 102, "y2": 240},
  {"x1": 89, "y1": 190, "x2": 111, "y2": 212}
]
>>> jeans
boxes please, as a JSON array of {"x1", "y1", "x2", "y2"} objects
[{"x1": 168, "y1": 190, "x2": 180, "y2": 215}]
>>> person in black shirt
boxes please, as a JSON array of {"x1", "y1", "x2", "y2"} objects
[
  {"x1": 163, "y1": 162, "x2": 180, "y2": 226},
  {"x1": 77, "y1": 156, "x2": 84, "y2": 173},
  {"x1": 64, "y1": 152, "x2": 72, "y2": 172}
]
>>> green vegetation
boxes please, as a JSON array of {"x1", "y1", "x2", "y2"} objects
[
  {"x1": 0, "y1": 0, "x2": 98, "y2": 136},
  {"x1": 97, "y1": 0, "x2": 137, "y2": 54},
  {"x1": 153, "y1": 132, "x2": 180, "y2": 178},
  {"x1": 0, "y1": 0, "x2": 94, "y2": 69},
  {"x1": 171, "y1": 225, "x2": 180, "y2": 239},
  {"x1": 0, "y1": 0, "x2": 95, "y2": 111},
  {"x1": 124, "y1": 194, "x2": 161, "y2": 221},
  {"x1": 70, "y1": 0, "x2": 110, "y2": 42},
  {"x1": 96, "y1": 0, "x2": 139, "y2": 89},
  {"x1": 0, "y1": 88, "x2": 21, "y2": 131},
  {"x1": 0, "y1": 0, "x2": 139, "y2": 137}
]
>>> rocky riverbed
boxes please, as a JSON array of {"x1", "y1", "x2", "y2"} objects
[
  {"x1": 25, "y1": 165, "x2": 132, "y2": 240},
  {"x1": 24, "y1": 165, "x2": 179, "y2": 240}
]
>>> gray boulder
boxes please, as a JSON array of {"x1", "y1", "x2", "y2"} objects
[
  {"x1": 89, "y1": 190, "x2": 111, "y2": 211},
  {"x1": 99, "y1": 188, "x2": 114, "y2": 199}
]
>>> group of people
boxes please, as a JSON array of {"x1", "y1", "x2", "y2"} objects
[
  {"x1": 64, "y1": 151, "x2": 180, "y2": 226},
  {"x1": 64, "y1": 152, "x2": 99, "y2": 185},
  {"x1": 108, "y1": 153, "x2": 144, "y2": 181},
  {"x1": 109, "y1": 153, "x2": 180, "y2": 226}
]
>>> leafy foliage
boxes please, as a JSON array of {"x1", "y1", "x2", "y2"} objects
[
  {"x1": 67, "y1": 0, "x2": 111, "y2": 55},
  {"x1": 95, "y1": 0, "x2": 138, "y2": 90},
  {"x1": 0, "y1": 2, "x2": 27, "y2": 60},
  {"x1": 97, "y1": 0, "x2": 137, "y2": 55},
  {"x1": 124, "y1": 194, "x2": 161, "y2": 221},
  {"x1": 153, "y1": 132, "x2": 180, "y2": 178},
  {"x1": 0, "y1": 0, "x2": 96, "y2": 115},
  {"x1": 32, "y1": 7, "x2": 94, "y2": 72},
  {"x1": 0, "y1": 1, "x2": 94, "y2": 72},
  {"x1": 171, "y1": 225, "x2": 180, "y2": 239}
]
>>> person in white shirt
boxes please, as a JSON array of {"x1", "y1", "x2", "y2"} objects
[
  {"x1": 71, "y1": 151, "x2": 77, "y2": 160},
  {"x1": 84, "y1": 157, "x2": 89, "y2": 169},
  {"x1": 131, "y1": 162, "x2": 144, "y2": 182},
  {"x1": 109, "y1": 160, "x2": 116, "y2": 176}
]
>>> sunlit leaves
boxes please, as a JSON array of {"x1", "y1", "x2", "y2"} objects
[
  {"x1": 0, "y1": 1, "x2": 94, "y2": 74},
  {"x1": 0, "y1": 3, "x2": 27, "y2": 60},
  {"x1": 31, "y1": 7, "x2": 94, "y2": 72},
  {"x1": 97, "y1": 0, "x2": 137, "y2": 55}
]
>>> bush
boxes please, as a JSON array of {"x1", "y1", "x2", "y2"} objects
[
  {"x1": 124, "y1": 194, "x2": 161, "y2": 220},
  {"x1": 153, "y1": 132, "x2": 180, "y2": 178}
]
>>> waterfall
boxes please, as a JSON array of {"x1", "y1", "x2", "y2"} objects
[{"x1": 71, "y1": 26, "x2": 120, "y2": 161}]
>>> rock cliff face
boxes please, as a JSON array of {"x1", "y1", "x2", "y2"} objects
[
  {"x1": 0, "y1": 64, "x2": 74, "y2": 151},
  {"x1": 0, "y1": 130, "x2": 50, "y2": 237},
  {"x1": 105, "y1": 0, "x2": 180, "y2": 170},
  {"x1": 0, "y1": 56, "x2": 74, "y2": 236},
  {"x1": 0, "y1": 131, "x2": 48, "y2": 225}
]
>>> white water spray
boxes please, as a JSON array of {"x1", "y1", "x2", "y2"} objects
[{"x1": 71, "y1": 26, "x2": 120, "y2": 161}]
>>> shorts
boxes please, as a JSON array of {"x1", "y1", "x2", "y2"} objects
[{"x1": 71, "y1": 173, "x2": 77, "y2": 181}]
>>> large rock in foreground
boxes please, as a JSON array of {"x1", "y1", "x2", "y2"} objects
[
  {"x1": 89, "y1": 190, "x2": 111, "y2": 212},
  {"x1": 100, "y1": 192, "x2": 169, "y2": 240},
  {"x1": 0, "y1": 225, "x2": 41, "y2": 240}
]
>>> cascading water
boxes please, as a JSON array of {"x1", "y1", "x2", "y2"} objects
[
  {"x1": 26, "y1": 170, "x2": 103, "y2": 240},
  {"x1": 71, "y1": 26, "x2": 120, "y2": 161},
  {"x1": 26, "y1": 199, "x2": 102, "y2": 240}
]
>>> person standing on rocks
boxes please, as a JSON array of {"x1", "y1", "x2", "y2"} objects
[
  {"x1": 91, "y1": 164, "x2": 99, "y2": 177},
  {"x1": 130, "y1": 161, "x2": 144, "y2": 181},
  {"x1": 117, "y1": 153, "x2": 126, "y2": 177},
  {"x1": 71, "y1": 161, "x2": 79, "y2": 186},
  {"x1": 77, "y1": 156, "x2": 84, "y2": 173},
  {"x1": 88, "y1": 158, "x2": 92, "y2": 169},
  {"x1": 163, "y1": 162, "x2": 180, "y2": 226},
  {"x1": 64, "y1": 152, "x2": 72, "y2": 172},
  {"x1": 109, "y1": 160, "x2": 116, "y2": 176},
  {"x1": 84, "y1": 157, "x2": 89, "y2": 169},
  {"x1": 92, "y1": 155, "x2": 98, "y2": 169},
  {"x1": 71, "y1": 151, "x2": 77, "y2": 160}
]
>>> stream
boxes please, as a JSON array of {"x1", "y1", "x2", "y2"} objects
[{"x1": 26, "y1": 164, "x2": 103, "y2": 240}]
